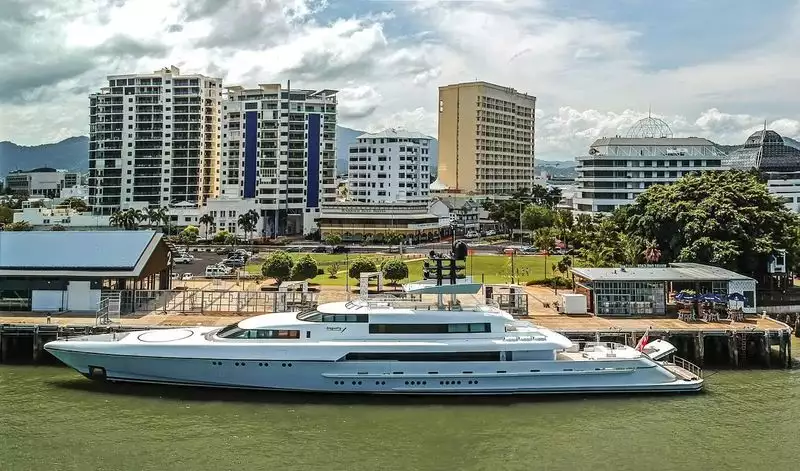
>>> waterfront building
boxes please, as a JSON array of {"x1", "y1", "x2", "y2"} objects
[
  {"x1": 437, "y1": 81, "x2": 536, "y2": 195},
  {"x1": 723, "y1": 129, "x2": 800, "y2": 212},
  {"x1": 219, "y1": 83, "x2": 338, "y2": 236},
  {"x1": 574, "y1": 116, "x2": 727, "y2": 214},
  {"x1": 5, "y1": 168, "x2": 80, "y2": 198},
  {"x1": 437, "y1": 197, "x2": 481, "y2": 235},
  {"x1": 0, "y1": 231, "x2": 171, "y2": 312},
  {"x1": 347, "y1": 129, "x2": 432, "y2": 203},
  {"x1": 317, "y1": 200, "x2": 450, "y2": 243},
  {"x1": 88, "y1": 66, "x2": 222, "y2": 215},
  {"x1": 571, "y1": 263, "x2": 757, "y2": 316}
]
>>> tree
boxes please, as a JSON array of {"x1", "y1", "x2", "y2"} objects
[
  {"x1": 238, "y1": 209, "x2": 260, "y2": 241},
  {"x1": 521, "y1": 205, "x2": 555, "y2": 232},
  {"x1": 534, "y1": 227, "x2": 557, "y2": 279},
  {"x1": 348, "y1": 257, "x2": 377, "y2": 280},
  {"x1": 261, "y1": 251, "x2": 294, "y2": 284},
  {"x1": 382, "y1": 259, "x2": 409, "y2": 285},
  {"x1": 3, "y1": 221, "x2": 32, "y2": 231},
  {"x1": 63, "y1": 197, "x2": 88, "y2": 212},
  {"x1": 643, "y1": 239, "x2": 662, "y2": 264},
  {"x1": 213, "y1": 230, "x2": 231, "y2": 244},
  {"x1": 620, "y1": 234, "x2": 642, "y2": 266},
  {"x1": 530, "y1": 184, "x2": 562, "y2": 208},
  {"x1": 109, "y1": 208, "x2": 144, "y2": 230},
  {"x1": 554, "y1": 209, "x2": 574, "y2": 248},
  {"x1": 620, "y1": 170, "x2": 798, "y2": 277},
  {"x1": 51, "y1": 224, "x2": 66, "y2": 231},
  {"x1": 0, "y1": 206, "x2": 14, "y2": 224},
  {"x1": 291, "y1": 255, "x2": 319, "y2": 281},
  {"x1": 385, "y1": 232, "x2": 404, "y2": 246},
  {"x1": 180, "y1": 225, "x2": 199, "y2": 244},
  {"x1": 199, "y1": 214, "x2": 214, "y2": 240},
  {"x1": 324, "y1": 233, "x2": 342, "y2": 246},
  {"x1": 327, "y1": 261, "x2": 343, "y2": 278}
]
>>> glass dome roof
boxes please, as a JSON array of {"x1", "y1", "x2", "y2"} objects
[
  {"x1": 625, "y1": 116, "x2": 674, "y2": 139},
  {"x1": 724, "y1": 129, "x2": 800, "y2": 172}
]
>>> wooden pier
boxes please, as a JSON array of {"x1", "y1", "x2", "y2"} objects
[{"x1": 0, "y1": 311, "x2": 793, "y2": 368}]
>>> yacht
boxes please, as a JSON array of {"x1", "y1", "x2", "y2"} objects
[{"x1": 45, "y1": 282, "x2": 702, "y2": 395}]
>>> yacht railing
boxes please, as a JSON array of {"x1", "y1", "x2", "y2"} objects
[
  {"x1": 672, "y1": 356, "x2": 703, "y2": 378},
  {"x1": 348, "y1": 294, "x2": 497, "y2": 312}
]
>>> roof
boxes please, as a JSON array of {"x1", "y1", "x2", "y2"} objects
[
  {"x1": 570, "y1": 263, "x2": 754, "y2": 282},
  {"x1": 0, "y1": 230, "x2": 165, "y2": 276},
  {"x1": 437, "y1": 197, "x2": 480, "y2": 211},
  {"x1": 724, "y1": 129, "x2": 800, "y2": 172},
  {"x1": 356, "y1": 129, "x2": 432, "y2": 140},
  {"x1": 589, "y1": 137, "x2": 719, "y2": 147},
  {"x1": 430, "y1": 178, "x2": 449, "y2": 191}
]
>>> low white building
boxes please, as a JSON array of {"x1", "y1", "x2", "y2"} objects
[
  {"x1": 348, "y1": 129, "x2": 432, "y2": 203},
  {"x1": 5, "y1": 167, "x2": 81, "y2": 198},
  {"x1": 318, "y1": 200, "x2": 449, "y2": 243},
  {"x1": 204, "y1": 197, "x2": 261, "y2": 238},
  {"x1": 13, "y1": 207, "x2": 111, "y2": 230}
]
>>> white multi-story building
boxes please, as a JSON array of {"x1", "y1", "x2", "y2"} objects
[
  {"x1": 88, "y1": 66, "x2": 222, "y2": 215},
  {"x1": 574, "y1": 117, "x2": 727, "y2": 213},
  {"x1": 5, "y1": 168, "x2": 81, "y2": 198},
  {"x1": 219, "y1": 83, "x2": 337, "y2": 236},
  {"x1": 347, "y1": 129, "x2": 432, "y2": 203}
]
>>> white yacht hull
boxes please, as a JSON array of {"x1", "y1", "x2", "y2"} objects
[{"x1": 46, "y1": 345, "x2": 702, "y2": 395}]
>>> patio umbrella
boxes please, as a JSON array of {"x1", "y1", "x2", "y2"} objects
[
  {"x1": 699, "y1": 293, "x2": 725, "y2": 303},
  {"x1": 676, "y1": 292, "x2": 697, "y2": 302},
  {"x1": 727, "y1": 292, "x2": 746, "y2": 302}
]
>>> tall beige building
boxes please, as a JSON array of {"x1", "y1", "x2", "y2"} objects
[{"x1": 437, "y1": 81, "x2": 536, "y2": 194}]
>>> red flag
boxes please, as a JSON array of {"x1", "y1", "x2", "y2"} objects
[{"x1": 635, "y1": 329, "x2": 650, "y2": 352}]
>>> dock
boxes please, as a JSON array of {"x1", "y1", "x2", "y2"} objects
[{"x1": 0, "y1": 310, "x2": 793, "y2": 368}]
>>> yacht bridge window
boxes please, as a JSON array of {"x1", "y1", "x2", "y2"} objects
[
  {"x1": 369, "y1": 323, "x2": 491, "y2": 334},
  {"x1": 217, "y1": 324, "x2": 300, "y2": 339},
  {"x1": 296, "y1": 310, "x2": 368, "y2": 323}
]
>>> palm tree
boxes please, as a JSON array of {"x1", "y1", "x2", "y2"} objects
[
  {"x1": 237, "y1": 210, "x2": 259, "y2": 242},
  {"x1": 534, "y1": 227, "x2": 557, "y2": 279},
  {"x1": 199, "y1": 214, "x2": 214, "y2": 240},
  {"x1": 620, "y1": 234, "x2": 642, "y2": 266},
  {"x1": 643, "y1": 240, "x2": 662, "y2": 264}
]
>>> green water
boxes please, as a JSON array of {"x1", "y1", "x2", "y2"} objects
[{"x1": 1, "y1": 366, "x2": 799, "y2": 471}]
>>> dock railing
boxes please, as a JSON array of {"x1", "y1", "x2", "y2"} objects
[{"x1": 673, "y1": 356, "x2": 703, "y2": 378}]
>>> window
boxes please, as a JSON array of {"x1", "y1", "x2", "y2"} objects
[
  {"x1": 296, "y1": 310, "x2": 368, "y2": 322},
  {"x1": 369, "y1": 323, "x2": 491, "y2": 334},
  {"x1": 216, "y1": 323, "x2": 300, "y2": 339},
  {"x1": 344, "y1": 351, "x2": 501, "y2": 361}
]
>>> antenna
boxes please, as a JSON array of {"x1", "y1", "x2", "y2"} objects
[{"x1": 648, "y1": 105, "x2": 651, "y2": 118}]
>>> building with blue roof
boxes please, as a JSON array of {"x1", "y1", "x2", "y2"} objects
[{"x1": 0, "y1": 230, "x2": 171, "y2": 312}]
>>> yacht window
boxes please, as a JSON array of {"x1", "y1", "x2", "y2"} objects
[
  {"x1": 297, "y1": 310, "x2": 367, "y2": 322},
  {"x1": 217, "y1": 325, "x2": 300, "y2": 339},
  {"x1": 369, "y1": 323, "x2": 491, "y2": 334},
  {"x1": 344, "y1": 351, "x2": 501, "y2": 361}
]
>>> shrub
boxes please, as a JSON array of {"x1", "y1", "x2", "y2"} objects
[
  {"x1": 51, "y1": 224, "x2": 66, "y2": 231},
  {"x1": 213, "y1": 230, "x2": 230, "y2": 244},
  {"x1": 290, "y1": 255, "x2": 319, "y2": 281},
  {"x1": 348, "y1": 257, "x2": 377, "y2": 280},
  {"x1": 382, "y1": 259, "x2": 409, "y2": 285},
  {"x1": 327, "y1": 261, "x2": 343, "y2": 278},
  {"x1": 261, "y1": 251, "x2": 294, "y2": 284},
  {"x1": 324, "y1": 233, "x2": 342, "y2": 246},
  {"x1": 317, "y1": 268, "x2": 325, "y2": 275}
]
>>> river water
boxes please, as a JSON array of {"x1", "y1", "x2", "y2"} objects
[{"x1": 1, "y1": 365, "x2": 798, "y2": 471}]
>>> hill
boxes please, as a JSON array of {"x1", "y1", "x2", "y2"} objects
[{"x1": 0, "y1": 136, "x2": 89, "y2": 176}]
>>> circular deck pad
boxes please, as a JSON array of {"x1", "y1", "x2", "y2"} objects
[{"x1": 138, "y1": 329, "x2": 194, "y2": 343}]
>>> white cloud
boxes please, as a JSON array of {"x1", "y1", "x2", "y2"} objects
[{"x1": 1, "y1": 0, "x2": 799, "y2": 169}]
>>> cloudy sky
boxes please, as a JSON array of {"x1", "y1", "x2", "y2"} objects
[{"x1": 2, "y1": 0, "x2": 800, "y2": 160}]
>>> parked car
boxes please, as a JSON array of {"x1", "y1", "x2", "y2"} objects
[
  {"x1": 485, "y1": 229, "x2": 497, "y2": 237},
  {"x1": 331, "y1": 245, "x2": 349, "y2": 254},
  {"x1": 173, "y1": 254, "x2": 193, "y2": 264},
  {"x1": 215, "y1": 247, "x2": 233, "y2": 255},
  {"x1": 285, "y1": 246, "x2": 302, "y2": 252},
  {"x1": 205, "y1": 265, "x2": 230, "y2": 278},
  {"x1": 312, "y1": 246, "x2": 328, "y2": 253},
  {"x1": 171, "y1": 272, "x2": 181, "y2": 280},
  {"x1": 181, "y1": 273, "x2": 194, "y2": 281},
  {"x1": 223, "y1": 258, "x2": 245, "y2": 268},
  {"x1": 465, "y1": 230, "x2": 479, "y2": 238},
  {"x1": 519, "y1": 246, "x2": 538, "y2": 254}
]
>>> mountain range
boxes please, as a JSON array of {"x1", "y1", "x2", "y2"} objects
[{"x1": 2, "y1": 131, "x2": 798, "y2": 179}]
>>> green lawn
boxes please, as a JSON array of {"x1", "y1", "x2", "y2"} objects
[{"x1": 246, "y1": 253, "x2": 563, "y2": 286}]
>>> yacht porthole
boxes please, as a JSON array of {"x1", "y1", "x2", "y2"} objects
[
  {"x1": 375, "y1": 381, "x2": 380, "y2": 385},
  {"x1": 381, "y1": 381, "x2": 385, "y2": 385},
  {"x1": 457, "y1": 381, "x2": 461, "y2": 385},
  {"x1": 234, "y1": 362, "x2": 239, "y2": 366},
  {"x1": 241, "y1": 363, "x2": 246, "y2": 367},
  {"x1": 474, "y1": 380, "x2": 479, "y2": 384},
  {"x1": 281, "y1": 363, "x2": 286, "y2": 367},
  {"x1": 422, "y1": 381, "x2": 427, "y2": 385},
  {"x1": 357, "y1": 381, "x2": 362, "y2": 385},
  {"x1": 258, "y1": 362, "x2": 263, "y2": 366},
  {"x1": 288, "y1": 363, "x2": 292, "y2": 367},
  {"x1": 404, "y1": 381, "x2": 409, "y2": 385},
  {"x1": 439, "y1": 381, "x2": 444, "y2": 385},
  {"x1": 352, "y1": 381, "x2": 356, "y2": 385}
]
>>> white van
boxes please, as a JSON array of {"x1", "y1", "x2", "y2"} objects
[{"x1": 205, "y1": 265, "x2": 230, "y2": 278}]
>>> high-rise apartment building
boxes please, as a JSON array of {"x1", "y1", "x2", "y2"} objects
[
  {"x1": 220, "y1": 83, "x2": 337, "y2": 236},
  {"x1": 348, "y1": 129, "x2": 432, "y2": 203},
  {"x1": 437, "y1": 81, "x2": 536, "y2": 195},
  {"x1": 89, "y1": 66, "x2": 221, "y2": 214}
]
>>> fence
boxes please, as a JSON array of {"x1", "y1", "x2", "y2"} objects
[{"x1": 107, "y1": 289, "x2": 318, "y2": 315}]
